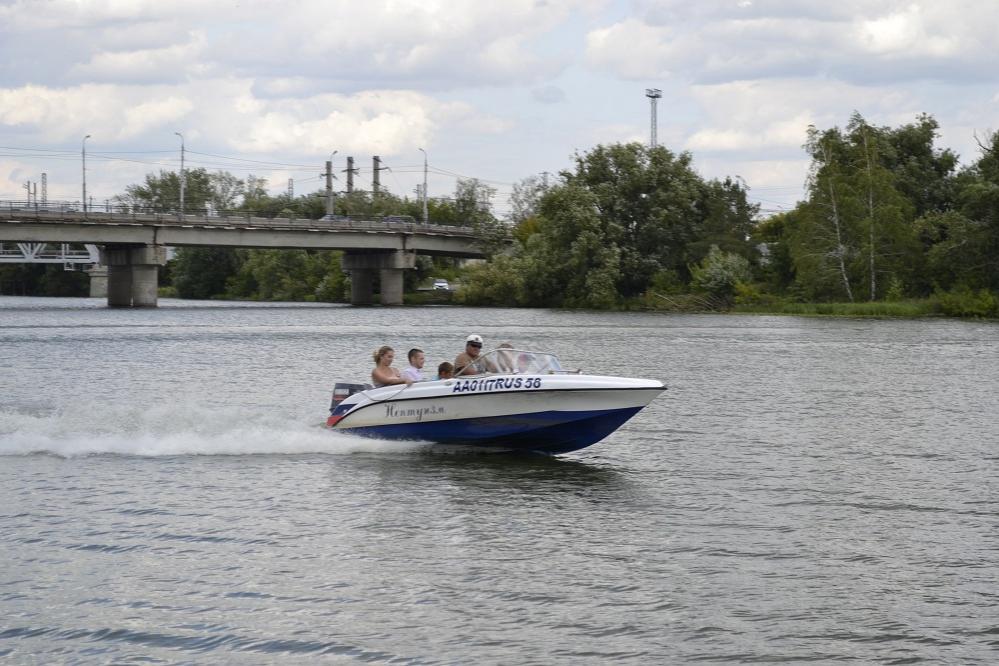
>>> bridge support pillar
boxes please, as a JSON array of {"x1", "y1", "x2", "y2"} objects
[
  {"x1": 379, "y1": 269, "x2": 404, "y2": 306},
  {"x1": 102, "y1": 244, "x2": 166, "y2": 307},
  {"x1": 342, "y1": 251, "x2": 415, "y2": 306},
  {"x1": 350, "y1": 269, "x2": 375, "y2": 305},
  {"x1": 87, "y1": 265, "x2": 108, "y2": 298}
]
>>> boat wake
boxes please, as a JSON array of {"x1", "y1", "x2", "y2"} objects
[{"x1": 0, "y1": 402, "x2": 426, "y2": 458}]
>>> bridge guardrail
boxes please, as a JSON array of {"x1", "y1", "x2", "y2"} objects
[{"x1": 0, "y1": 201, "x2": 481, "y2": 237}]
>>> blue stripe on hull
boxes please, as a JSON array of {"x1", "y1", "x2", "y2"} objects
[{"x1": 339, "y1": 407, "x2": 643, "y2": 454}]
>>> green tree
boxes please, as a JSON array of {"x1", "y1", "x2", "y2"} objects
[
  {"x1": 846, "y1": 114, "x2": 919, "y2": 300},
  {"x1": 224, "y1": 249, "x2": 348, "y2": 302},
  {"x1": 458, "y1": 254, "x2": 527, "y2": 306},
  {"x1": 794, "y1": 125, "x2": 862, "y2": 301},
  {"x1": 880, "y1": 113, "x2": 959, "y2": 218},
  {"x1": 790, "y1": 116, "x2": 923, "y2": 302},
  {"x1": 689, "y1": 244, "x2": 752, "y2": 302},
  {"x1": 786, "y1": 113, "x2": 960, "y2": 302},
  {"x1": 243, "y1": 175, "x2": 269, "y2": 210},
  {"x1": 508, "y1": 175, "x2": 548, "y2": 226},
  {"x1": 171, "y1": 247, "x2": 242, "y2": 299},
  {"x1": 752, "y1": 211, "x2": 797, "y2": 294},
  {"x1": 116, "y1": 168, "x2": 219, "y2": 213},
  {"x1": 955, "y1": 131, "x2": 999, "y2": 291},
  {"x1": 690, "y1": 176, "x2": 759, "y2": 263},
  {"x1": 559, "y1": 142, "x2": 754, "y2": 297},
  {"x1": 520, "y1": 184, "x2": 622, "y2": 308},
  {"x1": 0, "y1": 264, "x2": 89, "y2": 296},
  {"x1": 209, "y1": 172, "x2": 245, "y2": 212}
]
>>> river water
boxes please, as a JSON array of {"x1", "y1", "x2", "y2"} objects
[{"x1": 2, "y1": 297, "x2": 998, "y2": 664}]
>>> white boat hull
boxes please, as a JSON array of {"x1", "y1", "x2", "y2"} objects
[{"x1": 327, "y1": 373, "x2": 665, "y2": 454}]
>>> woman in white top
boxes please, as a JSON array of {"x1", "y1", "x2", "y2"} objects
[{"x1": 371, "y1": 346, "x2": 413, "y2": 388}]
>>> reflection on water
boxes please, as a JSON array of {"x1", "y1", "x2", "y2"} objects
[{"x1": 344, "y1": 445, "x2": 632, "y2": 494}]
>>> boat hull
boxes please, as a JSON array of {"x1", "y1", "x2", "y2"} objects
[
  {"x1": 330, "y1": 378, "x2": 664, "y2": 454},
  {"x1": 341, "y1": 405, "x2": 645, "y2": 454}
]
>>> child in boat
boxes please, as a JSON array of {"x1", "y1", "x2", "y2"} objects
[{"x1": 436, "y1": 361, "x2": 454, "y2": 380}]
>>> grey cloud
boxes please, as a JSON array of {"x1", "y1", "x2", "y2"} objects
[
  {"x1": 635, "y1": 0, "x2": 900, "y2": 26},
  {"x1": 590, "y1": 5, "x2": 999, "y2": 88},
  {"x1": 4, "y1": 4, "x2": 573, "y2": 93},
  {"x1": 532, "y1": 85, "x2": 566, "y2": 104}
]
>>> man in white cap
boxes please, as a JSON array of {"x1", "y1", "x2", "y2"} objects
[{"x1": 454, "y1": 334, "x2": 494, "y2": 376}]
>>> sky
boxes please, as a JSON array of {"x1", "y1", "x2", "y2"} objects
[{"x1": 1, "y1": 0, "x2": 997, "y2": 219}]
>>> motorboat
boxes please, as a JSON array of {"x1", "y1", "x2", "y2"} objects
[{"x1": 325, "y1": 348, "x2": 665, "y2": 454}]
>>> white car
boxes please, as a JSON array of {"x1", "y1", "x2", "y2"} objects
[{"x1": 432, "y1": 279, "x2": 450, "y2": 291}]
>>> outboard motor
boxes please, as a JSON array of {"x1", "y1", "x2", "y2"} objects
[
  {"x1": 327, "y1": 382, "x2": 371, "y2": 428},
  {"x1": 329, "y1": 382, "x2": 370, "y2": 413}
]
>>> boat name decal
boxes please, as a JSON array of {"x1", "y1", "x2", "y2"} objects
[
  {"x1": 452, "y1": 377, "x2": 542, "y2": 393},
  {"x1": 384, "y1": 403, "x2": 445, "y2": 421}
]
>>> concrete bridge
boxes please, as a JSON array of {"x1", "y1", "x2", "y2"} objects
[{"x1": 0, "y1": 207, "x2": 488, "y2": 307}]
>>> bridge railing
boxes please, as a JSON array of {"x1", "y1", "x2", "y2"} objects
[{"x1": 0, "y1": 200, "x2": 482, "y2": 236}]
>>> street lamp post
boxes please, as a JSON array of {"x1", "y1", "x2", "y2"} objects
[
  {"x1": 82, "y1": 134, "x2": 91, "y2": 213},
  {"x1": 175, "y1": 132, "x2": 185, "y2": 215},
  {"x1": 418, "y1": 147, "x2": 428, "y2": 223}
]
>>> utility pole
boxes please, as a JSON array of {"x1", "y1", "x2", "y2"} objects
[
  {"x1": 324, "y1": 150, "x2": 337, "y2": 217},
  {"x1": 175, "y1": 132, "x2": 185, "y2": 214},
  {"x1": 325, "y1": 161, "x2": 334, "y2": 216},
  {"x1": 645, "y1": 88, "x2": 662, "y2": 148},
  {"x1": 82, "y1": 134, "x2": 91, "y2": 214},
  {"x1": 287, "y1": 178, "x2": 294, "y2": 198},
  {"x1": 418, "y1": 148, "x2": 428, "y2": 223},
  {"x1": 344, "y1": 156, "x2": 358, "y2": 193},
  {"x1": 372, "y1": 156, "x2": 387, "y2": 195},
  {"x1": 41, "y1": 173, "x2": 47, "y2": 205}
]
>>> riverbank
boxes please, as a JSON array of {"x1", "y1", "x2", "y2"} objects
[
  {"x1": 640, "y1": 288, "x2": 999, "y2": 319},
  {"x1": 21, "y1": 286, "x2": 999, "y2": 320},
  {"x1": 733, "y1": 300, "x2": 938, "y2": 317}
]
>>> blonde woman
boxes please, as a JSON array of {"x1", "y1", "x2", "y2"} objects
[{"x1": 371, "y1": 346, "x2": 413, "y2": 388}]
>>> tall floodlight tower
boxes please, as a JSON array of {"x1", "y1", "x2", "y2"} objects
[{"x1": 645, "y1": 88, "x2": 662, "y2": 148}]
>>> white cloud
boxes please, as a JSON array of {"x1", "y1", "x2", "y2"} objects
[
  {"x1": 121, "y1": 98, "x2": 195, "y2": 138},
  {"x1": 0, "y1": 0, "x2": 215, "y2": 31},
  {"x1": 586, "y1": 19, "x2": 677, "y2": 80},
  {"x1": 588, "y1": 123, "x2": 647, "y2": 147},
  {"x1": 0, "y1": 84, "x2": 193, "y2": 142},
  {"x1": 586, "y1": 1, "x2": 999, "y2": 86},
  {"x1": 71, "y1": 31, "x2": 210, "y2": 83},
  {"x1": 209, "y1": 86, "x2": 479, "y2": 156},
  {"x1": 687, "y1": 117, "x2": 812, "y2": 153},
  {"x1": 0, "y1": 78, "x2": 497, "y2": 158},
  {"x1": 0, "y1": 0, "x2": 600, "y2": 90}
]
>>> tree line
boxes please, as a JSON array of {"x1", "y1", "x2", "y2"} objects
[
  {"x1": 461, "y1": 112, "x2": 999, "y2": 317},
  {"x1": 4, "y1": 111, "x2": 997, "y2": 316}
]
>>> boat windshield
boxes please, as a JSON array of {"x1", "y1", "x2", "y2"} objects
[{"x1": 477, "y1": 348, "x2": 564, "y2": 375}]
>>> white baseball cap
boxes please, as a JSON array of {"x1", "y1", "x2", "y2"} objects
[{"x1": 466, "y1": 334, "x2": 483, "y2": 344}]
